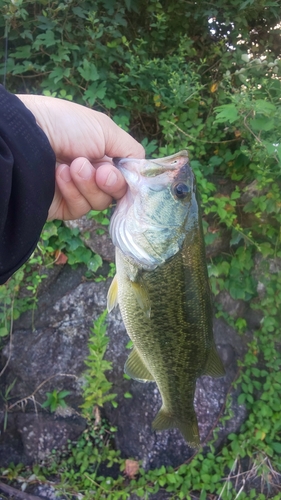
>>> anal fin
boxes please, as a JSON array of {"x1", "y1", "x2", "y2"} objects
[
  {"x1": 125, "y1": 348, "x2": 154, "y2": 382},
  {"x1": 204, "y1": 345, "x2": 225, "y2": 378},
  {"x1": 107, "y1": 274, "x2": 118, "y2": 312}
]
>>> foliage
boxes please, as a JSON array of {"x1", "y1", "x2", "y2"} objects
[
  {"x1": 0, "y1": 0, "x2": 281, "y2": 498},
  {"x1": 41, "y1": 220, "x2": 103, "y2": 272}
]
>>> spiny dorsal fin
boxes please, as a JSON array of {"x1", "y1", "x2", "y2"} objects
[
  {"x1": 152, "y1": 407, "x2": 200, "y2": 448},
  {"x1": 131, "y1": 280, "x2": 151, "y2": 318},
  {"x1": 107, "y1": 274, "x2": 118, "y2": 312},
  {"x1": 124, "y1": 348, "x2": 154, "y2": 382},
  {"x1": 203, "y1": 345, "x2": 225, "y2": 378}
]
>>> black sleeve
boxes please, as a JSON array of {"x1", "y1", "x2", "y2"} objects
[{"x1": 0, "y1": 86, "x2": 56, "y2": 284}]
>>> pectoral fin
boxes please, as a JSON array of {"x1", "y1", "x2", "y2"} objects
[
  {"x1": 131, "y1": 279, "x2": 151, "y2": 318},
  {"x1": 125, "y1": 348, "x2": 154, "y2": 382},
  {"x1": 152, "y1": 407, "x2": 200, "y2": 448},
  {"x1": 204, "y1": 345, "x2": 225, "y2": 378},
  {"x1": 107, "y1": 274, "x2": 118, "y2": 312}
]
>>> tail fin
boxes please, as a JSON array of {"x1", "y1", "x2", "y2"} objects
[{"x1": 152, "y1": 407, "x2": 200, "y2": 448}]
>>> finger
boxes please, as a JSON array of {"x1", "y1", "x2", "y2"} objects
[
  {"x1": 96, "y1": 113, "x2": 146, "y2": 159},
  {"x1": 69, "y1": 157, "x2": 113, "y2": 211},
  {"x1": 55, "y1": 163, "x2": 92, "y2": 219},
  {"x1": 95, "y1": 163, "x2": 127, "y2": 200}
]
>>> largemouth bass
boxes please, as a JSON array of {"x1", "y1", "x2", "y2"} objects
[{"x1": 107, "y1": 151, "x2": 225, "y2": 447}]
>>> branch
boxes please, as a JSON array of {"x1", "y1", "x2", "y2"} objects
[
  {"x1": 0, "y1": 481, "x2": 43, "y2": 500},
  {"x1": 8, "y1": 373, "x2": 77, "y2": 411}
]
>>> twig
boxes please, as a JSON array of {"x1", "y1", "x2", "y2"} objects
[
  {"x1": 243, "y1": 113, "x2": 262, "y2": 144},
  {"x1": 167, "y1": 121, "x2": 241, "y2": 144},
  {"x1": 233, "y1": 479, "x2": 245, "y2": 500},
  {"x1": 0, "y1": 298, "x2": 15, "y2": 378},
  {"x1": 0, "y1": 481, "x2": 42, "y2": 500},
  {"x1": 84, "y1": 474, "x2": 108, "y2": 493},
  {"x1": 8, "y1": 373, "x2": 77, "y2": 411}
]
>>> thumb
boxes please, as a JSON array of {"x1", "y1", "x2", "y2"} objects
[{"x1": 96, "y1": 113, "x2": 145, "y2": 159}]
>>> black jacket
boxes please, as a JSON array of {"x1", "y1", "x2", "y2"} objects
[{"x1": 0, "y1": 86, "x2": 55, "y2": 284}]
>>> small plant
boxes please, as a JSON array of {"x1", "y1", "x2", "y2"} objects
[
  {"x1": 41, "y1": 221, "x2": 103, "y2": 274},
  {"x1": 80, "y1": 310, "x2": 117, "y2": 417},
  {"x1": 41, "y1": 389, "x2": 71, "y2": 413}
]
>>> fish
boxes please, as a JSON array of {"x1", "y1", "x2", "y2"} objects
[{"x1": 107, "y1": 150, "x2": 225, "y2": 447}]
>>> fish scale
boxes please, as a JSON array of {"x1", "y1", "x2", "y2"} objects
[{"x1": 107, "y1": 151, "x2": 225, "y2": 446}]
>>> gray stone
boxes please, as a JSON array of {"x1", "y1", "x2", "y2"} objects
[
  {"x1": 205, "y1": 229, "x2": 231, "y2": 259},
  {"x1": 0, "y1": 411, "x2": 85, "y2": 467},
  {"x1": 240, "y1": 180, "x2": 264, "y2": 205},
  {"x1": 18, "y1": 413, "x2": 86, "y2": 462},
  {"x1": 216, "y1": 290, "x2": 246, "y2": 319}
]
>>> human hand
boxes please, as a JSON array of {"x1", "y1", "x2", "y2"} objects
[{"x1": 17, "y1": 95, "x2": 145, "y2": 220}]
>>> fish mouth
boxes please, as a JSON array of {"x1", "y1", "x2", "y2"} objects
[
  {"x1": 113, "y1": 152, "x2": 192, "y2": 185},
  {"x1": 113, "y1": 157, "x2": 142, "y2": 168},
  {"x1": 113, "y1": 157, "x2": 122, "y2": 167},
  {"x1": 113, "y1": 151, "x2": 189, "y2": 172}
]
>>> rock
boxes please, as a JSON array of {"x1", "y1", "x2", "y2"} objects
[
  {"x1": 0, "y1": 263, "x2": 250, "y2": 469},
  {"x1": 240, "y1": 180, "x2": 264, "y2": 205},
  {"x1": 0, "y1": 412, "x2": 85, "y2": 467},
  {"x1": 216, "y1": 290, "x2": 246, "y2": 319},
  {"x1": 205, "y1": 229, "x2": 231, "y2": 259},
  {"x1": 0, "y1": 413, "x2": 25, "y2": 467},
  {"x1": 28, "y1": 484, "x2": 63, "y2": 500},
  {"x1": 18, "y1": 413, "x2": 86, "y2": 462},
  {"x1": 253, "y1": 254, "x2": 281, "y2": 300}
]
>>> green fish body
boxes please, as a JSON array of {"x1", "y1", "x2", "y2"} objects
[{"x1": 107, "y1": 151, "x2": 224, "y2": 447}]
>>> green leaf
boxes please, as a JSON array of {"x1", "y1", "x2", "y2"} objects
[
  {"x1": 78, "y1": 60, "x2": 99, "y2": 82},
  {"x1": 0, "y1": 327, "x2": 9, "y2": 337},
  {"x1": 254, "y1": 99, "x2": 276, "y2": 115},
  {"x1": 272, "y1": 442, "x2": 281, "y2": 454},
  {"x1": 250, "y1": 117, "x2": 275, "y2": 131},
  {"x1": 58, "y1": 390, "x2": 71, "y2": 399},
  {"x1": 214, "y1": 104, "x2": 239, "y2": 124},
  {"x1": 83, "y1": 82, "x2": 107, "y2": 106},
  {"x1": 124, "y1": 392, "x2": 132, "y2": 398},
  {"x1": 88, "y1": 254, "x2": 103, "y2": 272},
  {"x1": 34, "y1": 30, "x2": 56, "y2": 48}
]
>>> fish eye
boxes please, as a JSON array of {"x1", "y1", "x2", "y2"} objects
[{"x1": 173, "y1": 183, "x2": 190, "y2": 199}]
